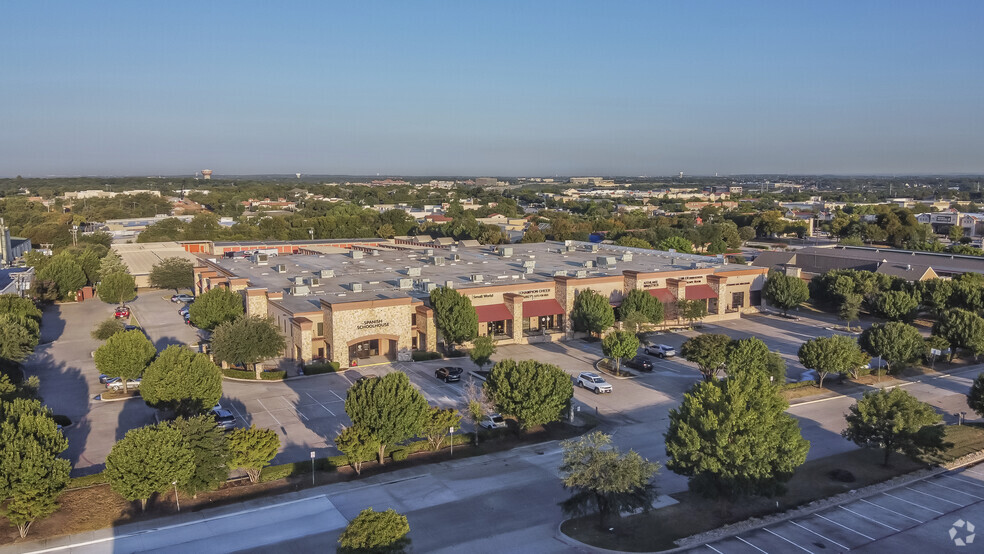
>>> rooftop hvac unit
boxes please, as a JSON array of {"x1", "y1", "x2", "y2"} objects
[
  {"x1": 583, "y1": 260, "x2": 594, "y2": 268},
  {"x1": 398, "y1": 278, "x2": 412, "y2": 290},
  {"x1": 407, "y1": 267, "x2": 421, "y2": 277},
  {"x1": 306, "y1": 277, "x2": 320, "y2": 287},
  {"x1": 554, "y1": 270, "x2": 567, "y2": 277},
  {"x1": 350, "y1": 283, "x2": 363, "y2": 292},
  {"x1": 498, "y1": 246, "x2": 513, "y2": 257},
  {"x1": 290, "y1": 285, "x2": 310, "y2": 296},
  {"x1": 250, "y1": 253, "x2": 269, "y2": 265},
  {"x1": 273, "y1": 264, "x2": 287, "y2": 273},
  {"x1": 565, "y1": 245, "x2": 577, "y2": 253},
  {"x1": 471, "y1": 274, "x2": 484, "y2": 282},
  {"x1": 291, "y1": 276, "x2": 305, "y2": 284},
  {"x1": 445, "y1": 280, "x2": 455, "y2": 288},
  {"x1": 424, "y1": 282, "x2": 437, "y2": 293},
  {"x1": 621, "y1": 253, "x2": 633, "y2": 262},
  {"x1": 350, "y1": 250, "x2": 363, "y2": 259},
  {"x1": 426, "y1": 249, "x2": 435, "y2": 256},
  {"x1": 589, "y1": 244, "x2": 600, "y2": 252},
  {"x1": 318, "y1": 269, "x2": 335, "y2": 279},
  {"x1": 524, "y1": 267, "x2": 534, "y2": 274},
  {"x1": 597, "y1": 256, "x2": 616, "y2": 267},
  {"x1": 522, "y1": 260, "x2": 536, "y2": 269},
  {"x1": 431, "y1": 256, "x2": 445, "y2": 266},
  {"x1": 448, "y1": 253, "x2": 461, "y2": 261},
  {"x1": 691, "y1": 262, "x2": 699, "y2": 269},
  {"x1": 575, "y1": 269, "x2": 587, "y2": 278}
]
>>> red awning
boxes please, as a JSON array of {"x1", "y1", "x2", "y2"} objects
[
  {"x1": 475, "y1": 304, "x2": 512, "y2": 323},
  {"x1": 685, "y1": 284, "x2": 718, "y2": 300},
  {"x1": 523, "y1": 299, "x2": 565, "y2": 318},
  {"x1": 648, "y1": 288, "x2": 676, "y2": 303}
]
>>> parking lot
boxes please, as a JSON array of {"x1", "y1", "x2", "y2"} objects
[{"x1": 687, "y1": 464, "x2": 984, "y2": 553}]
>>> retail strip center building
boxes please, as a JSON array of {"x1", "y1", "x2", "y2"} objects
[{"x1": 191, "y1": 239, "x2": 768, "y2": 367}]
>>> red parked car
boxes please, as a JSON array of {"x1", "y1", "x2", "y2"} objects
[{"x1": 114, "y1": 306, "x2": 131, "y2": 319}]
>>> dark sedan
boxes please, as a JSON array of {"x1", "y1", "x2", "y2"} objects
[
  {"x1": 435, "y1": 367, "x2": 464, "y2": 383},
  {"x1": 624, "y1": 356, "x2": 654, "y2": 372}
]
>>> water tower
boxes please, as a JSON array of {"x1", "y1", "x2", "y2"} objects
[{"x1": 202, "y1": 169, "x2": 213, "y2": 180}]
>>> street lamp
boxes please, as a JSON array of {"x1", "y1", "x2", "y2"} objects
[
  {"x1": 310, "y1": 451, "x2": 316, "y2": 485},
  {"x1": 172, "y1": 481, "x2": 180, "y2": 512},
  {"x1": 449, "y1": 427, "x2": 454, "y2": 456},
  {"x1": 308, "y1": 228, "x2": 314, "y2": 240}
]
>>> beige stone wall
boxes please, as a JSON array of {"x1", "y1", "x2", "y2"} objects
[
  {"x1": 245, "y1": 290, "x2": 268, "y2": 318},
  {"x1": 325, "y1": 301, "x2": 415, "y2": 367}
]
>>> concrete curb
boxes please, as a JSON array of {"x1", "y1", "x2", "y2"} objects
[
  {"x1": 221, "y1": 376, "x2": 286, "y2": 383},
  {"x1": 593, "y1": 358, "x2": 639, "y2": 380},
  {"x1": 95, "y1": 394, "x2": 141, "y2": 403}
]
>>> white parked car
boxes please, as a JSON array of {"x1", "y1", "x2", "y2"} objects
[
  {"x1": 577, "y1": 372, "x2": 612, "y2": 394},
  {"x1": 480, "y1": 413, "x2": 507, "y2": 429},
  {"x1": 645, "y1": 344, "x2": 676, "y2": 358},
  {"x1": 106, "y1": 378, "x2": 141, "y2": 391}
]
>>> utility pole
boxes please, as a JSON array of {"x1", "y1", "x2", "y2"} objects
[{"x1": 70, "y1": 225, "x2": 79, "y2": 247}]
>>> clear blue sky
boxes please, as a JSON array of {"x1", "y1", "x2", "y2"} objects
[{"x1": 2, "y1": 1, "x2": 982, "y2": 177}]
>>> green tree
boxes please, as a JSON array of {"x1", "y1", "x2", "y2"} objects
[
  {"x1": 871, "y1": 290, "x2": 919, "y2": 322},
  {"x1": 659, "y1": 235, "x2": 693, "y2": 253},
  {"x1": 99, "y1": 251, "x2": 128, "y2": 276},
  {"x1": 677, "y1": 299, "x2": 708, "y2": 325},
  {"x1": 842, "y1": 388, "x2": 945, "y2": 466},
  {"x1": 0, "y1": 321, "x2": 36, "y2": 364},
  {"x1": 209, "y1": 316, "x2": 286, "y2": 379},
  {"x1": 91, "y1": 317, "x2": 125, "y2": 340},
  {"x1": 468, "y1": 335, "x2": 496, "y2": 371},
  {"x1": 949, "y1": 225, "x2": 964, "y2": 242},
  {"x1": 0, "y1": 295, "x2": 42, "y2": 334},
  {"x1": 429, "y1": 287, "x2": 478, "y2": 349},
  {"x1": 798, "y1": 335, "x2": 869, "y2": 387},
  {"x1": 838, "y1": 293, "x2": 862, "y2": 329},
  {"x1": 105, "y1": 423, "x2": 194, "y2": 511},
  {"x1": 141, "y1": 345, "x2": 223, "y2": 417},
  {"x1": 149, "y1": 257, "x2": 195, "y2": 292},
  {"x1": 559, "y1": 431, "x2": 659, "y2": 530},
  {"x1": 726, "y1": 337, "x2": 786, "y2": 384},
  {"x1": 188, "y1": 287, "x2": 244, "y2": 331},
  {"x1": 464, "y1": 380, "x2": 494, "y2": 445},
  {"x1": 98, "y1": 271, "x2": 136, "y2": 305},
  {"x1": 228, "y1": 425, "x2": 280, "y2": 483},
  {"x1": 601, "y1": 330, "x2": 639, "y2": 375},
  {"x1": 520, "y1": 224, "x2": 546, "y2": 243},
  {"x1": 859, "y1": 322, "x2": 925, "y2": 373},
  {"x1": 0, "y1": 398, "x2": 71, "y2": 538},
  {"x1": 933, "y1": 309, "x2": 984, "y2": 360},
  {"x1": 345, "y1": 371, "x2": 429, "y2": 464},
  {"x1": 681, "y1": 334, "x2": 731, "y2": 381},
  {"x1": 614, "y1": 236, "x2": 651, "y2": 249},
  {"x1": 570, "y1": 289, "x2": 615, "y2": 336},
  {"x1": 93, "y1": 329, "x2": 156, "y2": 393},
  {"x1": 36, "y1": 254, "x2": 85, "y2": 300},
  {"x1": 421, "y1": 407, "x2": 462, "y2": 451},
  {"x1": 916, "y1": 278, "x2": 953, "y2": 317},
  {"x1": 968, "y1": 373, "x2": 984, "y2": 419},
  {"x1": 665, "y1": 369, "x2": 809, "y2": 498},
  {"x1": 337, "y1": 508, "x2": 411, "y2": 554},
  {"x1": 334, "y1": 426, "x2": 380, "y2": 476},
  {"x1": 618, "y1": 289, "x2": 664, "y2": 330},
  {"x1": 763, "y1": 271, "x2": 809, "y2": 316},
  {"x1": 485, "y1": 359, "x2": 573, "y2": 430},
  {"x1": 174, "y1": 415, "x2": 231, "y2": 497}
]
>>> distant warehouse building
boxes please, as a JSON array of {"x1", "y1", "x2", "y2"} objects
[
  {"x1": 113, "y1": 242, "x2": 204, "y2": 288},
  {"x1": 751, "y1": 245, "x2": 984, "y2": 281},
  {"x1": 190, "y1": 239, "x2": 768, "y2": 367}
]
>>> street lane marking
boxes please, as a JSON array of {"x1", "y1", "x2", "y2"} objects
[
  {"x1": 882, "y1": 492, "x2": 943, "y2": 514},
  {"x1": 705, "y1": 544, "x2": 724, "y2": 554},
  {"x1": 858, "y1": 498, "x2": 922, "y2": 522},
  {"x1": 815, "y1": 513, "x2": 875, "y2": 540},
  {"x1": 789, "y1": 520, "x2": 849, "y2": 550},
  {"x1": 838, "y1": 505, "x2": 900, "y2": 531},
  {"x1": 256, "y1": 397, "x2": 282, "y2": 426},
  {"x1": 735, "y1": 536, "x2": 769, "y2": 553},
  {"x1": 923, "y1": 480, "x2": 984, "y2": 500},
  {"x1": 903, "y1": 486, "x2": 964, "y2": 506},
  {"x1": 763, "y1": 528, "x2": 812, "y2": 553}
]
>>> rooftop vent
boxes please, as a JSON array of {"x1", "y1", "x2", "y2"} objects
[
  {"x1": 498, "y1": 246, "x2": 513, "y2": 257},
  {"x1": 524, "y1": 267, "x2": 534, "y2": 274},
  {"x1": 398, "y1": 278, "x2": 412, "y2": 290},
  {"x1": 522, "y1": 260, "x2": 536, "y2": 269},
  {"x1": 350, "y1": 283, "x2": 363, "y2": 292},
  {"x1": 597, "y1": 256, "x2": 616, "y2": 267},
  {"x1": 250, "y1": 253, "x2": 269, "y2": 265},
  {"x1": 471, "y1": 274, "x2": 484, "y2": 282},
  {"x1": 431, "y1": 256, "x2": 446, "y2": 266},
  {"x1": 589, "y1": 244, "x2": 600, "y2": 252},
  {"x1": 306, "y1": 277, "x2": 320, "y2": 287},
  {"x1": 290, "y1": 285, "x2": 310, "y2": 296},
  {"x1": 554, "y1": 270, "x2": 568, "y2": 277},
  {"x1": 583, "y1": 260, "x2": 594, "y2": 268},
  {"x1": 273, "y1": 264, "x2": 288, "y2": 273},
  {"x1": 445, "y1": 280, "x2": 455, "y2": 289},
  {"x1": 318, "y1": 269, "x2": 335, "y2": 279},
  {"x1": 621, "y1": 253, "x2": 633, "y2": 262},
  {"x1": 407, "y1": 267, "x2": 421, "y2": 277},
  {"x1": 426, "y1": 249, "x2": 435, "y2": 256},
  {"x1": 350, "y1": 250, "x2": 363, "y2": 259},
  {"x1": 291, "y1": 276, "x2": 305, "y2": 284},
  {"x1": 575, "y1": 269, "x2": 587, "y2": 278}
]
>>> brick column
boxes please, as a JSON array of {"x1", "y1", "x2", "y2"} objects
[
  {"x1": 245, "y1": 288, "x2": 268, "y2": 317},
  {"x1": 504, "y1": 293, "x2": 523, "y2": 343}
]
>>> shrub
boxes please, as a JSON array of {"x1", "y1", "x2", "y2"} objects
[
  {"x1": 67, "y1": 472, "x2": 107, "y2": 489},
  {"x1": 445, "y1": 350, "x2": 467, "y2": 358},
  {"x1": 391, "y1": 449, "x2": 409, "y2": 462},
  {"x1": 91, "y1": 318, "x2": 125, "y2": 340},
  {"x1": 259, "y1": 463, "x2": 296, "y2": 482},
  {"x1": 221, "y1": 368, "x2": 256, "y2": 380},
  {"x1": 260, "y1": 370, "x2": 286, "y2": 380},
  {"x1": 303, "y1": 362, "x2": 340, "y2": 375},
  {"x1": 780, "y1": 381, "x2": 816, "y2": 391},
  {"x1": 412, "y1": 351, "x2": 442, "y2": 361}
]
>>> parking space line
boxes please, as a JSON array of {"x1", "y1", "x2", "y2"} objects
[
  {"x1": 882, "y1": 492, "x2": 943, "y2": 514},
  {"x1": 838, "y1": 505, "x2": 900, "y2": 531},
  {"x1": 903, "y1": 486, "x2": 964, "y2": 506},
  {"x1": 330, "y1": 390, "x2": 345, "y2": 402},
  {"x1": 763, "y1": 528, "x2": 812, "y2": 553},
  {"x1": 705, "y1": 544, "x2": 724, "y2": 554},
  {"x1": 961, "y1": 467, "x2": 984, "y2": 478},
  {"x1": 255, "y1": 398, "x2": 282, "y2": 426},
  {"x1": 922, "y1": 480, "x2": 984, "y2": 500},
  {"x1": 735, "y1": 536, "x2": 768, "y2": 553},
  {"x1": 279, "y1": 396, "x2": 309, "y2": 421},
  {"x1": 814, "y1": 513, "x2": 876, "y2": 540},
  {"x1": 858, "y1": 498, "x2": 922, "y2": 522},
  {"x1": 306, "y1": 392, "x2": 335, "y2": 416},
  {"x1": 789, "y1": 520, "x2": 849, "y2": 550},
  {"x1": 227, "y1": 403, "x2": 248, "y2": 424},
  {"x1": 940, "y1": 474, "x2": 984, "y2": 489}
]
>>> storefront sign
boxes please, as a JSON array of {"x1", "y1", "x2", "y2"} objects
[
  {"x1": 727, "y1": 281, "x2": 752, "y2": 287},
  {"x1": 519, "y1": 288, "x2": 551, "y2": 299},
  {"x1": 470, "y1": 293, "x2": 495, "y2": 300},
  {"x1": 641, "y1": 280, "x2": 661, "y2": 289},
  {"x1": 678, "y1": 276, "x2": 705, "y2": 283},
  {"x1": 357, "y1": 319, "x2": 390, "y2": 330}
]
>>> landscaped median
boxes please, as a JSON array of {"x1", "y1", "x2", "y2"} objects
[
  {"x1": 560, "y1": 422, "x2": 984, "y2": 552},
  {"x1": 219, "y1": 368, "x2": 287, "y2": 381}
]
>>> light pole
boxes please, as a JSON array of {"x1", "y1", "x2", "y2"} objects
[
  {"x1": 172, "y1": 481, "x2": 180, "y2": 512},
  {"x1": 310, "y1": 451, "x2": 316, "y2": 486},
  {"x1": 449, "y1": 427, "x2": 454, "y2": 456},
  {"x1": 308, "y1": 228, "x2": 314, "y2": 241}
]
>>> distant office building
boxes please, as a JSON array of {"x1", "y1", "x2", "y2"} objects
[
  {"x1": 475, "y1": 177, "x2": 498, "y2": 187},
  {"x1": 570, "y1": 177, "x2": 615, "y2": 187}
]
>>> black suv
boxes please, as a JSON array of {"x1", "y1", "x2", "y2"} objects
[
  {"x1": 435, "y1": 367, "x2": 463, "y2": 383},
  {"x1": 624, "y1": 356, "x2": 654, "y2": 372}
]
